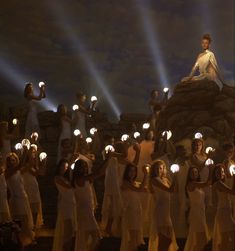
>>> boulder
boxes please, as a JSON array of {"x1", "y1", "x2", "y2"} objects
[{"x1": 157, "y1": 80, "x2": 235, "y2": 142}]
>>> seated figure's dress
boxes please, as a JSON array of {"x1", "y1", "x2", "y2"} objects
[{"x1": 185, "y1": 49, "x2": 224, "y2": 90}]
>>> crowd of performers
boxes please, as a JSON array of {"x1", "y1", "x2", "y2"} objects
[{"x1": 0, "y1": 82, "x2": 235, "y2": 251}]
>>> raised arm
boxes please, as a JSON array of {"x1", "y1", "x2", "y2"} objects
[{"x1": 27, "y1": 87, "x2": 44, "y2": 101}]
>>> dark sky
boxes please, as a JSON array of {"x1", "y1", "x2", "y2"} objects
[{"x1": 0, "y1": 0, "x2": 234, "y2": 120}]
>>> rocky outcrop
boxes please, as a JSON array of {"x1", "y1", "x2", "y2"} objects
[{"x1": 157, "y1": 80, "x2": 235, "y2": 142}]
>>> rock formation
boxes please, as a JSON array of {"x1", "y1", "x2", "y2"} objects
[{"x1": 156, "y1": 80, "x2": 235, "y2": 143}]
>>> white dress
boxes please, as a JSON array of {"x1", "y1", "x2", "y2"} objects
[
  {"x1": 149, "y1": 179, "x2": 178, "y2": 251},
  {"x1": 57, "y1": 119, "x2": 72, "y2": 162},
  {"x1": 25, "y1": 100, "x2": 40, "y2": 138},
  {"x1": 6, "y1": 171, "x2": 34, "y2": 245},
  {"x1": 53, "y1": 182, "x2": 77, "y2": 251},
  {"x1": 101, "y1": 157, "x2": 123, "y2": 233},
  {"x1": 74, "y1": 110, "x2": 87, "y2": 138},
  {"x1": 190, "y1": 49, "x2": 224, "y2": 90},
  {"x1": 0, "y1": 173, "x2": 11, "y2": 222},
  {"x1": 172, "y1": 160, "x2": 189, "y2": 238},
  {"x1": 128, "y1": 141, "x2": 153, "y2": 237},
  {"x1": 120, "y1": 188, "x2": 144, "y2": 251},
  {"x1": 74, "y1": 181, "x2": 100, "y2": 251},
  {"x1": 212, "y1": 189, "x2": 235, "y2": 251},
  {"x1": 22, "y1": 171, "x2": 43, "y2": 228},
  {"x1": 184, "y1": 188, "x2": 209, "y2": 251}
]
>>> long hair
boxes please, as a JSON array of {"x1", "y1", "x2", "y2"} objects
[
  {"x1": 191, "y1": 138, "x2": 204, "y2": 154},
  {"x1": 212, "y1": 164, "x2": 225, "y2": 185},
  {"x1": 54, "y1": 158, "x2": 70, "y2": 181},
  {"x1": 24, "y1": 83, "x2": 32, "y2": 98},
  {"x1": 6, "y1": 152, "x2": 20, "y2": 169},
  {"x1": 150, "y1": 159, "x2": 166, "y2": 179},
  {"x1": 71, "y1": 159, "x2": 88, "y2": 187},
  {"x1": 185, "y1": 166, "x2": 201, "y2": 197},
  {"x1": 123, "y1": 163, "x2": 137, "y2": 182}
]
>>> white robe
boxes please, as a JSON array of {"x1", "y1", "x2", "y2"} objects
[{"x1": 184, "y1": 49, "x2": 224, "y2": 90}]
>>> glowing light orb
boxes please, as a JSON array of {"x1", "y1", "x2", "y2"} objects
[
  {"x1": 91, "y1": 96, "x2": 98, "y2": 102},
  {"x1": 39, "y1": 82, "x2": 45, "y2": 88},
  {"x1": 21, "y1": 139, "x2": 31, "y2": 149},
  {"x1": 229, "y1": 164, "x2": 235, "y2": 176},
  {"x1": 86, "y1": 137, "x2": 93, "y2": 144},
  {"x1": 205, "y1": 147, "x2": 215, "y2": 154},
  {"x1": 142, "y1": 123, "x2": 150, "y2": 129},
  {"x1": 90, "y1": 128, "x2": 97, "y2": 135},
  {"x1": 163, "y1": 87, "x2": 169, "y2": 93},
  {"x1": 72, "y1": 104, "x2": 79, "y2": 111},
  {"x1": 194, "y1": 132, "x2": 203, "y2": 139},
  {"x1": 205, "y1": 158, "x2": 214, "y2": 166},
  {"x1": 15, "y1": 143, "x2": 23, "y2": 150},
  {"x1": 162, "y1": 130, "x2": 172, "y2": 140},
  {"x1": 39, "y1": 152, "x2": 47, "y2": 161},
  {"x1": 121, "y1": 134, "x2": 129, "y2": 142},
  {"x1": 73, "y1": 129, "x2": 81, "y2": 136},
  {"x1": 170, "y1": 164, "x2": 180, "y2": 173},
  {"x1": 31, "y1": 132, "x2": 39, "y2": 139},
  {"x1": 105, "y1": 145, "x2": 115, "y2": 154},
  {"x1": 71, "y1": 163, "x2": 75, "y2": 170},
  {"x1": 12, "y1": 118, "x2": 18, "y2": 125},
  {"x1": 30, "y1": 144, "x2": 38, "y2": 151},
  {"x1": 134, "y1": 132, "x2": 141, "y2": 139}
]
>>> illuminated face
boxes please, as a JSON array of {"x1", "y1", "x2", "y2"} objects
[
  {"x1": 128, "y1": 166, "x2": 137, "y2": 181},
  {"x1": 79, "y1": 95, "x2": 86, "y2": 104},
  {"x1": 195, "y1": 141, "x2": 203, "y2": 153},
  {"x1": 146, "y1": 130, "x2": 154, "y2": 141},
  {"x1": 216, "y1": 167, "x2": 225, "y2": 180},
  {"x1": 201, "y1": 39, "x2": 210, "y2": 50},
  {"x1": 9, "y1": 156, "x2": 18, "y2": 168},
  {"x1": 153, "y1": 91, "x2": 159, "y2": 98},
  {"x1": 60, "y1": 162, "x2": 69, "y2": 175},
  {"x1": 28, "y1": 84, "x2": 33, "y2": 94},
  {"x1": 31, "y1": 148, "x2": 37, "y2": 158},
  {"x1": 158, "y1": 164, "x2": 165, "y2": 177},
  {"x1": 190, "y1": 167, "x2": 199, "y2": 180}
]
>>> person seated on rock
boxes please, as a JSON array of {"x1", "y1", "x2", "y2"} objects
[{"x1": 181, "y1": 34, "x2": 224, "y2": 90}]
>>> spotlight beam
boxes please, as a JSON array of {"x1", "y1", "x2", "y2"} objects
[
  {"x1": 48, "y1": 3, "x2": 121, "y2": 118},
  {"x1": 135, "y1": 0, "x2": 169, "y2": 86},
  {"x1": 0, "y1": 58, "x2": 57, "y2": 111}
]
